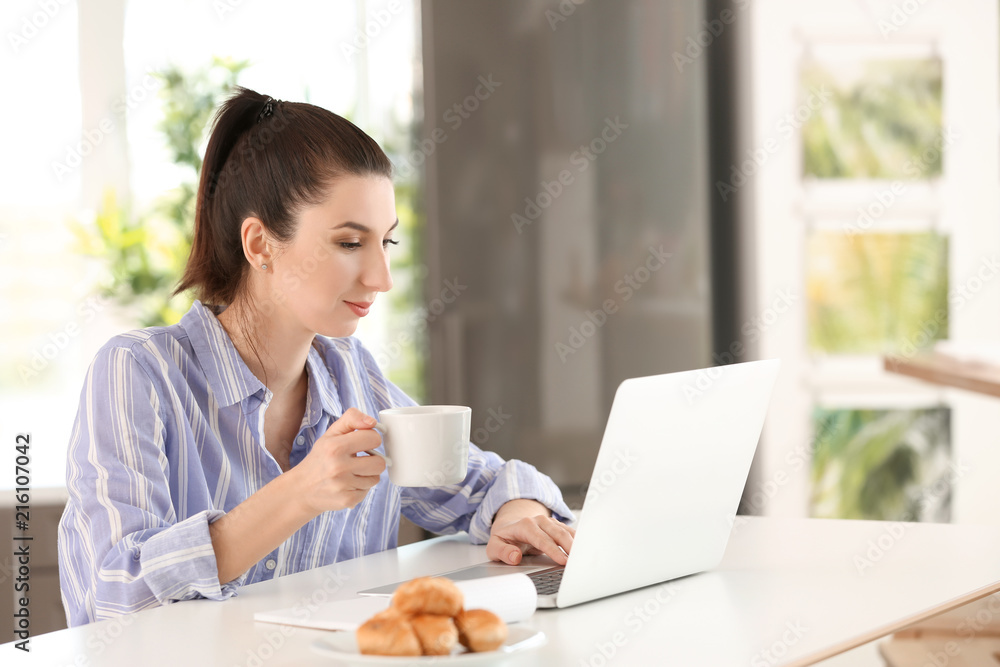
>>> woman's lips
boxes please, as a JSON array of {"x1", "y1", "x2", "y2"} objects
[{"x1": 345, "y1": 301, "x2": 373, "y2": 317}]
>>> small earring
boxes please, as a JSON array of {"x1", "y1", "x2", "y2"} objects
[{"x1": 261, "y1": 264, "x2": 268, "y2": 270}]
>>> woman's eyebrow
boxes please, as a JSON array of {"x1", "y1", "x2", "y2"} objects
[{"x1": 331, "y1": 219, "x2": 400, "y2": 234}]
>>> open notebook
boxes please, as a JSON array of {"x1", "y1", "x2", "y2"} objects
[{"x1": 253, "y1": 572, "x2": 537, "y2": 631}]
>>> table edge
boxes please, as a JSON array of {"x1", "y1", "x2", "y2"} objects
[{"x1": 784, "y1": 579, "x2": 1000, "y2": 666}]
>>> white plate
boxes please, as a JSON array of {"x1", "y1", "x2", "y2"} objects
[{"x1": 310, "y1": 625, "x2": 546, "y2": 665}]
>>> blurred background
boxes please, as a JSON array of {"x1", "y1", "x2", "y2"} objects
[{"x1": 1, "y1": 0, "x2": 999, "y2": 660}]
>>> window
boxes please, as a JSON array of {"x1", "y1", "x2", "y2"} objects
[
  {"x1": 746, "y1": 0, "x2": 999, "y2": 523},
  {"x1": 1, "y1": 0, "x2": 84, "y2": 489}
]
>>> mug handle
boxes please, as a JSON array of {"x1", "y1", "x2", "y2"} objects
[{"x1": 362, "y1": 421, "x2": 392, "y2": 467}]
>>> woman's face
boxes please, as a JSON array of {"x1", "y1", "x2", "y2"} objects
[{"x1": 262, "y1": 175, "x2": 397, "y2": 338}]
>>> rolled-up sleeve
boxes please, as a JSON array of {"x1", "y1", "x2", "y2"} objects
[
  {"x1": 401, "y1": 447, "x2": 575, "y2": 544},
  {"x1": 58, "y1": 344, "x2": 246, "y2": 627},
  {"x1": 353, "y1": 339, "x2": 574, "y2": 543}
]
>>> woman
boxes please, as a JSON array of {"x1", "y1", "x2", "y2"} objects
[{"x1": 58, "y1": 87, "x2": 574, "y2": 627}]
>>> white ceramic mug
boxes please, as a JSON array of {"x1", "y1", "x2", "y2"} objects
[{"x1": 375, "y1": 405, "x2": 471, "y2": 487}]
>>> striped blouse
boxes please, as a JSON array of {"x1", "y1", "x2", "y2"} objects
[{"x1": 57, "y1": 300, "x2": 572, "y2": 627}]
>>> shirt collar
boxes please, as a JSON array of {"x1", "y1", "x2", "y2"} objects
[
  {"x1": 304, "y1": 340, "x2": 344, "y2": 424},
  {"x1": 181, "y1": 300, "x2": 269, "y2": 410}
]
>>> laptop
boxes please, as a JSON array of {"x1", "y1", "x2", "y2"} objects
[{"x1": 359, "y1": 359, "x2": 781, "y2": 609}]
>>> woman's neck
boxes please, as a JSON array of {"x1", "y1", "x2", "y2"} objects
[{"x1": 215, "y1": 300, "x2": 312, "y2": 397}]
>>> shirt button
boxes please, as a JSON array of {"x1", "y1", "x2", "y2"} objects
[
  {"x1": 265, "y1": 559, "x2": 277, "y2": 570},
  {"x1": 295, "y1": 436, "x2": 305, "y2": 445}
]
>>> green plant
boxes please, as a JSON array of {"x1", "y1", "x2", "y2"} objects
[
  {"x1": 810, "y1": 407, "x2": 951, "y2": 521},
  {"x1": 802, "y1": 59, "x2": 943, "y2": 179},
  {"x1": 807, "y1": 232, "x2": 949, "y2": 354},
  {"x1": 72, "y1": 57, "x2": 249, "y2": 326}
]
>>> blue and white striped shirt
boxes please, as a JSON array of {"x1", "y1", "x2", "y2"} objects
[{"x1": 57, "y1": 300, "x2": 572, "y2": 627}]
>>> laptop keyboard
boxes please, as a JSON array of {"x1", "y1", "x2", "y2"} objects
[{"x1": 528, "y1": 568, "x2": 564, "y2": 596}]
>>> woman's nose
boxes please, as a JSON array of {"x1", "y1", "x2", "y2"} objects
[{"x1": 363, "y1": 247, "x2": 393, "y2": 292}]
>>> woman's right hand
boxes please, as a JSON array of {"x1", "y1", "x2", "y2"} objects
[{"x1": 289, "y1": 407, "x2": 387, "y2": 517}]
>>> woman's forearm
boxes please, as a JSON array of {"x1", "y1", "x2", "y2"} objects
[{"x1": 209, "y1": 470, "x2": 316, "y2": 585}]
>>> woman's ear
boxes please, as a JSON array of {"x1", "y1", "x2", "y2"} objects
[{"x1": 240, "y1": 217, "x2": 273, "y2": 270}]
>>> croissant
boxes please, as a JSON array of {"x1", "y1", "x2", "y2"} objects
[
  {"x1": 455, "y1": 608, "x2": 508, "y2": 652},
  {"x1": 409, "y1": 613, "x2": 459, "y2": 656},
  {"x1": 356, "y1": 576, "x2": 509, "y2": 656},
  {"x1": 356, "y1": 612, "x2": 420, "y2": 656},
  {"x1": 391, "y1": 576, "x2": 464, "y2": 617}
]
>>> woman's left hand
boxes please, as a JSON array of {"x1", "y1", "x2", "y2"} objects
[{"x1": 486, "y1": 499, "x2": 575, "y2": 566}]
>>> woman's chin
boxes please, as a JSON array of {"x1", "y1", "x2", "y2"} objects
[{"x1": 316, "y1": 320, "x2": 360, "y2": 339}]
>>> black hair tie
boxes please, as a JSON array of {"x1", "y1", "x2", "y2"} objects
[{"x1": 256, "y1": 97, "x2": 278, "y2": 123}]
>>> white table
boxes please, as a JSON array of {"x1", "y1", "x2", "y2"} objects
[{"x1": 5, "y1": 517, "x2": 1000, "y2": 666}]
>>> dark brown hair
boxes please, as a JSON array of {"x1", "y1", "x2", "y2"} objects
[{"x1": 176, "y1": 86, "x2": 393, "y2": 306}]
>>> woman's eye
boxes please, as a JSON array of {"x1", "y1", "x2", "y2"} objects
[{"x1": 338, "y1": 239, "x2": 398, "y2": 251}]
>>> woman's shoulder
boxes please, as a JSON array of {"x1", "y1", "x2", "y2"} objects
[
  {"x1": 71, "y1": 324, "x2": 192, "y2": 414},
  {"x1": 90, "y1": 321, "x2": 191, "y2": 373}
]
